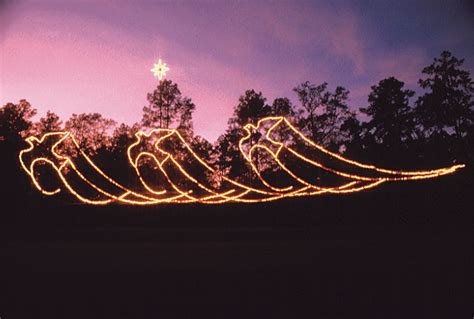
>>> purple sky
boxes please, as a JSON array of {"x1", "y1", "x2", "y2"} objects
[{"x1": 1, "y1": 0, "x2": 473, "y2": 141}]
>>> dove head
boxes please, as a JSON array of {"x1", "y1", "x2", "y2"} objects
[
  {"x1": 242, "y1": 117, "x2": 284, "y2": 140},
  {"x1": 136, "y1": 129, "x2": 176, "y2": 150},
  {"x1": 239, "y1": 117, "x2": 286, "y2": 161},
  {"x1": 25, "y1": 135, "x2": 41, "y2": 146},
  {"x1": 241, "y1": 123, "x2": 256, "y2": 135},
  {"x1": 128, "y1": 129, "x2": 176, "y2": 166},
  {"x1": 24, "y1": 131, "x2": 68, "y2": 148},
  {"x1": 20, "y1": 132, "x2": 70, "y2": 171},
  {"x1": 19, "y1": 131, "x2": 70, "y2": 190}
]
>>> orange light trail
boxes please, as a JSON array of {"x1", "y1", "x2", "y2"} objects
[{"x1": 18, "y1": 116, "x2": 465, "y2": 204}]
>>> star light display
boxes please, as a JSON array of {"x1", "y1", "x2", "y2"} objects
[
  {"x1": 150, "y1": 58, "x2": 169, "y2": 80},
  {"x1": 19, "y1": 116, "x2": 465, "y2": 205}
]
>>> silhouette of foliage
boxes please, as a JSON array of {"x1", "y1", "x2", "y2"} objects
[
  {"x1": 360, "y1": 77, "x2": 416, "y2": 166},
  {"x1": 215, "y1": 127, "x2": 248, "y2": 184},
  {"x1": 110, "y1": 123, "x2": 141, "y2": 154},
  {"x1": 228, "y1": 89, "x2": 272, "y2": 127},
  {"x1": 415, "y1": 51, "x2": 474, "y2": 164},
  {"x1": 216, "y1": 90, "x2": 273, "y2": 184},
  {"x1": 32, "y1": 111, "x2": 62, "y2": 135},
  {"x1": 0, "y1": 99, "x2": 37, "y2": 142},
  {"x1": 293, "y1": 82, "x2": 353, "y2": 151},
  {"x1": 339, "y1": 114, "x2": 364, "y2": 158},
  {"x1": 142, "y1": 80, "x2": 196, "y2": 138},
  {"x1": 64, "y1": 113, "x2": 116, "y2": 156},
  {"x1": 0, "y1": 100, "x2": 39, "y2": 212},
  {"x1": 271, "y1": 97, "x2": 297, "y2": 119}
]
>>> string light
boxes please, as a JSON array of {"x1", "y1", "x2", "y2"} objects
[
  {"x1": 19, "y1": 116, "x2": 465, "y2": 204},
  {"x1": 150, "y1": 58, "x2": 170, "y2": 80},
  {"x1": 239, "y1": 117, "x2": 465, "y2": 191}
]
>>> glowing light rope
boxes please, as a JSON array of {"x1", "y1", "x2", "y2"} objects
[
  {"x1": 19, "y1": 116, "x2": 465, "y2": 205},
  {"x1": 239, "y1": 117, "x2": 465, "y2": 190},
  {"x1": 150, "y1": 58, "x2": 169, "y2": 80}
]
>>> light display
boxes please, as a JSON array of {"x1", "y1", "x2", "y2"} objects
[
  {"x1": 19, "y1": 116, "x2": 465, "y2": 205},
  {"x1": 150, "y1": 58, "x2": 170, "y2": 80}
]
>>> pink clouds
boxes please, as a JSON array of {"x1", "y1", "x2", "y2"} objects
[
  {"x1": 372, "y1": 48, "x2": 428, "y2": 87},
  {"x1": 259, "y1": 3, "x2": 368, "y2": 75},
  {"x1": 2, "y1": 30, "x2": 151, "y2": 123},
  {"x1": 0, "y1": 5, "x2": 249, "y2": 141},
  {"x1": 2, "y1": 1, "x2": 457, "y2": 142},
  {"x1": 344, "y1": 48, "x2": 429, "y2": 114}
]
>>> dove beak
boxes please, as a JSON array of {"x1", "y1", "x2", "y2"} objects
[
  {"x1": 25, "y1": 136, "x2": 40, "y2": 145},
  {"x1": 243, "y1": 124, "x2": 253, "y2": 132}
]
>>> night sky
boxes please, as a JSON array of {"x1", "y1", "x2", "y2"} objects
[{"x1": 1, "y1": 0, "x2": 473, "y2": 141}]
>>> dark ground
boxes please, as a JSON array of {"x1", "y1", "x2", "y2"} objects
[{"x1": 0, "y1": 172, "x2": 472, "y2": 318}]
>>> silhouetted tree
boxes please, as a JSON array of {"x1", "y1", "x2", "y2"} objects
[
  {"x1": 415, "y1": 51, "x2": 474, "y2": 164},
  {"x1": 188, "y1": 135, "x2": 215, "y2": 186},
  {"x1": 293, "y1": 81, "x2": 327, "y2": 142},
  {"x1": 216, "y1": 90, "x2": 272, "y2": 183},
  {"x1": 110, "y1": 123, "x2": 141, "y2": 154},
  {"x1": 228, "y1": 89, "x2": 272, "y2": 127},
  {"x1": 339, "y1": 114, "x2": 364, "y2": 157},
  {"x1": 271, "y1": 97, "x2": 297, "y2": 119},
  {"x1": 215, "y1": 127, "x2": 249, "y2": 183},
  {"x1": 32, "y1": 111, "x2": 62, "y2": 135},
  {"x1": 293, "y1": 82, "x2": 352, "y2": 151},
  {"x1": 0, "y1": 99, "x2": 37, "y2": 142},
  {"x1": 0, "y1": 100, "x2": 38, "y2": 208},
  {"x1": 268, "y1": 97, "x2": 300, "y2": 148},
  {"x1": 360, "y1": 77, "x2": 416, "y2": 166},
  {"x1": 64, "y1": 113, "x2": 116, "y2": 156},
  {"x1": 142, "y1": 80, "x2": 195, "y2": 137},
  {"x1": 93, "y1": 122, "x2": 142, "y2": 186},
  {"x1": 323, "y1": 86, "x2": 354, "y2": 151},
  {"x1": 176, "y1": 97, "x2": 195, "y2": 139}
]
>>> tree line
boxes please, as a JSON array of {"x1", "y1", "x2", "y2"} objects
[{"x1": 1, "y1": 51, "x2": 473, "y2": 198}]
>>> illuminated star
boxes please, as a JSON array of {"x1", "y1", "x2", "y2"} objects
[{"x1": 150, "y1": 58, "x2": 170, "y2": 80}]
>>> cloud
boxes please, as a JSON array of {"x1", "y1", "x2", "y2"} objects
[
  {"x1": 259, "y1": 2, "x2": 368, "y2": 75},
  {"x1": 372, "y1": 47, "x2": 428, "y2": 87},
  {"x1": 3, "y1": 1, "x2": 461, "y2": 142}
]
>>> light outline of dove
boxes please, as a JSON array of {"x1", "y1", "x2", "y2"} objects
[{"x1": 18, "y1": 116, "x2": 465, "y2": 205}]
